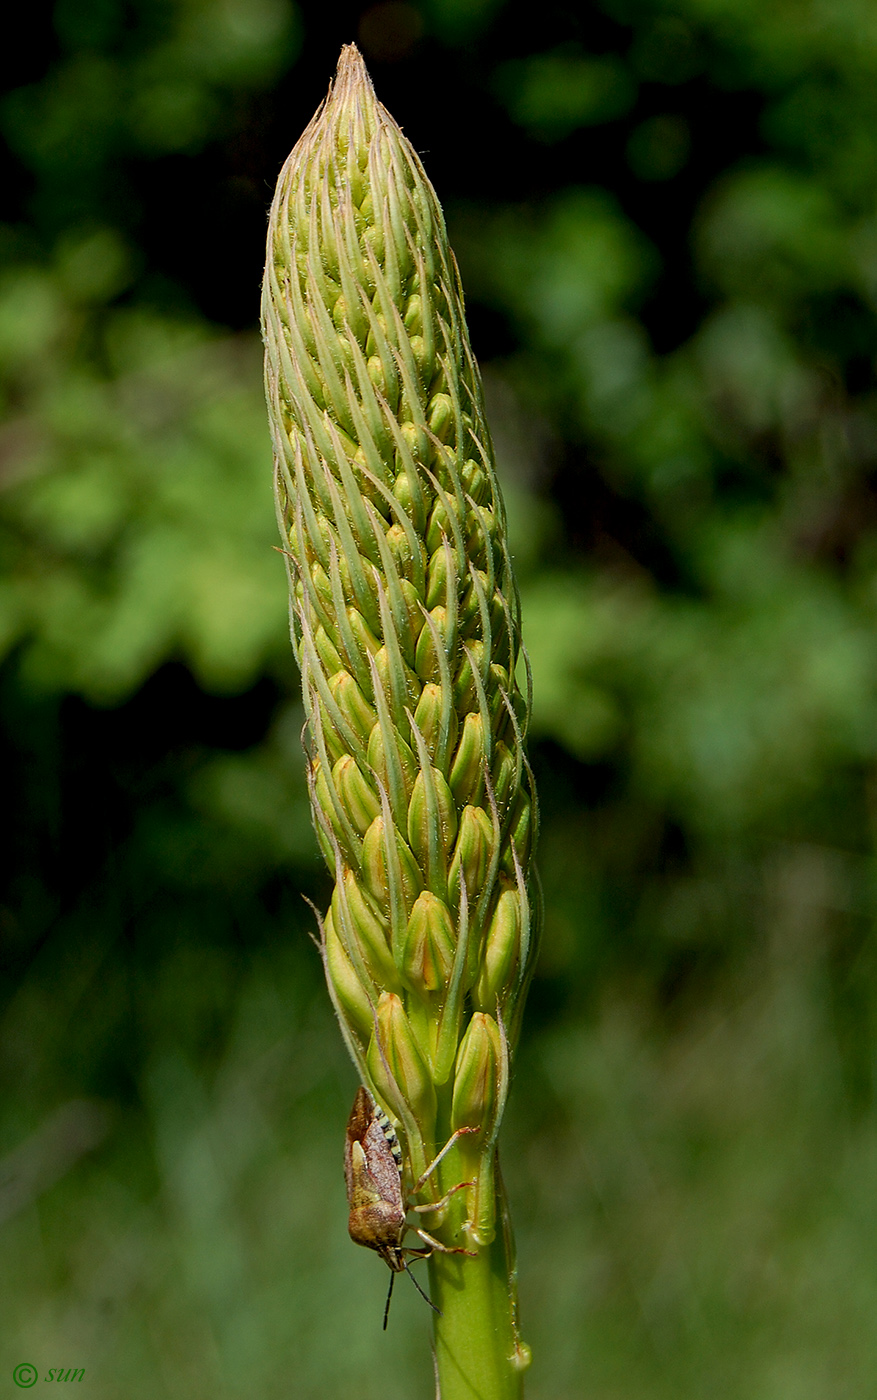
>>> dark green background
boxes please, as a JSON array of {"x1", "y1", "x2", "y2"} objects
[{"x1": 3, "y1": 1, "x2": 877, "y2": 1395}]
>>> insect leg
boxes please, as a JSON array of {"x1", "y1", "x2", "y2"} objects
[
  {"x1": 410, "y1": 1180, "x2": 473, "y2": 1215},
  {"x1": 413, "y1": 1228, "x2": 477, "y2": 1258},
  {"x1": 412, "y1": 1125, "x2": 480, "y2": 1194}
]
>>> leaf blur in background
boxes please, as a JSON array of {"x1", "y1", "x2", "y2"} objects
[{"x1": 3, "y1": 2, "x2": 877, "y2": 1396}]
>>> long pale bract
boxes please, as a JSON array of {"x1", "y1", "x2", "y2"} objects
[{"x1": 261, "y1": 44, "x2": 537, "y2": 1236}]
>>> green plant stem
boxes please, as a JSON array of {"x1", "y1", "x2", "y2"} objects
[{"x1": 427, "y1": 1153, "x2": 525, "y2": 1400}]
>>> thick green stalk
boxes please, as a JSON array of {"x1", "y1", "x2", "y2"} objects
[
  {"x1": 428, "y1": 1125, "x2": 528, "y2": 1400},
  {"x1": 262, "y1": 44, "x2": 537, "y2": 1397}
]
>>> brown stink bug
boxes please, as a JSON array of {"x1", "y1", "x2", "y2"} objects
[{"x1": 344, "y1": 1085, "x2": 478, "y2": 1327}]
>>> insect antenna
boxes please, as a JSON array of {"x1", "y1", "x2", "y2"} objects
[
  {"x1": 381, "y1": 1262, "x2": 443, "y2": 1329},
  {"x1": 382, "y1": 1271, "x2": 395, "y2": 1331},
  {"x1": 404, "y1": 1262, "x2": 441, "y2": 1317}
]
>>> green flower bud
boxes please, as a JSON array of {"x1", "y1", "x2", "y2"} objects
[
  {"x1": 401, "y1": 890, "x2": 456, "y2": 995},
  {"x1": 347, "y1": 606, "x2": 381, "y2": 668},
  {"x1": 491, "y1": 740, "x2": 517, "y2": 812},
  {"x1": 451, "y1": 1011, "x2": 502, "y2": 1133},
  {"x1": 328, "y1": 670, "x2": 376, "y2": 745},
  {"x1": 450, "y1": 711, "x2": 486, "y2": 806},
  {"x1": 407, "y1": 765, "x2": 458, "y2": 883},
  {"x1": 450, "y1": 1010, "x2": 506, "y2": 1246},
  {"x1": 332, "y1": 868, "x2": 399, "y2": 992},
  {"x1": 313, "y1": 760, "x2": 355, "y2": 851},
  {"x1": 453, "y1": 642, "x2": 485, "y2": 716},
  {"x1": 413, "y1": 681, "x2": 458, "y2": 766},
  {"x1": 333, "y1": 755, "x2": 380, "y2": 836},
  {"x1": 366, "y1": 720, "x2": 417, "y2": 804},
  {"x1": 324, "y1": 907, "x2": 374, "y2": 1044},
  {"x1": 315, "y1": 624, "x2": 344, "y2": 675},
  {"x1": 374, "y1": 643, "x2": 420, "y2": 719},
  {"x1": 414, "y1": 606, "x2": 451, "y2": 683},
  {"x1": 361, "y1": 813, "x2": 423, "y2": 927},
  {"x1": 426, "y1": 543, "x2": 460, "y2": 610},
  {"x1": 472, "y1": 876, "x2": 521, "y2": 1011},
  {"x1": 367, "y1": 990, "x2": 436, "y2": 1136},
  {"x1": 501, "y1": 792, "x2": 532, "y2": 875},
  {"x1": 448, "y1": 804, "x2": 495, "y2": 912}
]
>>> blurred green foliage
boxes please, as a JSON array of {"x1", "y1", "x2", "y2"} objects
[{"x1": 3, "y1": 0, "x2": 877, "y2": 1396}]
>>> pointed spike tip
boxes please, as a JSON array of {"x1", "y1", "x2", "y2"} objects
[{"x1": 328, "y1": 43, "x2": 379, "y2": 112}]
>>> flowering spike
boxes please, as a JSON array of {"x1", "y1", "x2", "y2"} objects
[{"x1": 262, "y1": 45, "x2": 538, "y2": 1340}]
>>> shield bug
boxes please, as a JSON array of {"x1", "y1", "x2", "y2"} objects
[{"x1": 344, "y1": 1085, "x2": 478, "y2": 1327}]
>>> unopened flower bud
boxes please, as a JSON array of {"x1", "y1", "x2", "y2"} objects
[
  {"x1": 413, "y1": 682, "x2": 458, "y2": 765},
  {"x1": 472, "y1": 876, "x2": 521, "y2": 1011},
  {"x1": 426, "y1": 543, "x2": 459, "y2": 610},
  {"x1": 315, "y1": 624, "x2": 344, "y2": 675},
  {"x1": 491, "y1": 740, "x2": 517, "y2": 811},
  {"x1": 367, "y1": 990, "x2": 436, "y2": 1134},
  {"x1": 401, "y1": 891, "x2": 456, "y2": 995},
  {"x1": 333, "y1": 755, "x2": 380, "y2": 836},
  {"x1": 414, "y1": 606, "x2": 452, "y2": 682},
  {"x1": 501, "y1": 791, "x2": 532, "y2": 875},
  {"x1": 407, "y1": 765, "x2": 458, "y2": 877},
  {"x1": 448, "y1": 804, "x2": 495, "y2": 912},
  {"x1": 331, "y1": 869, "x2": 399, "y2": 991},
  {"x1": 324, "y1": 907, "x2": 374, "y2": 1044},
  {"x1": 366, "y1": 720, "x2": 417, "y2": 805},
  {"x1": 451, "y1": 1011, "x2": 502, "y2": 1133},
  {"x1": 362, "y1": 813, "x2": 423, "y2": 923},
  {"x1": 373, "y1": 645, "x2": 420, "y2": 721},
  {"x1": 328, "y1": 670, "x2": 377, "y2": 744},
  {"x1": 450, "y1": 711, "x2": 486, "y2": 806}
]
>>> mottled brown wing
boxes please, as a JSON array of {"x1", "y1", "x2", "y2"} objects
[{"x1": 344, "y1": 1085, "x2": 374, "y2": 1201}]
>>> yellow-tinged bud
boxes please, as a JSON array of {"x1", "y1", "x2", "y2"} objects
[
  {"x1": 451, "y1": 1011, "x2": 502, "y2": 1132},
  {"x1": 428, "y1": 392, "x2": 454, "y2": 441},
  {"x1": 502, "y1": 792, "x2": 532, "y2": 874},
  {"x1": 462, "y1": 458, "x2": 490, "y2": 505},
  {"x1": 414, "y1": 606, "x2": 451, "y2": 682},
  {"x1": 401, "y1": 891, "x2": 455, "y2": 994},
  {"x1": 374, "y1": 644, "x2": 420, "y2": 714},
  {"x1": 367, "y1": 990, "x2": 436, "y2": 1132},
  {"x1": 426, "y1": 498, "x2": 455, "y2": 554},
  {"x1": 315, "y1": 624, "x2": 344, "y2": 675},
  {"x1": 332, "y1": 755, "x2": 380, "y2": 835},
  {"x1": 448, "y1": 804, "x2": 495, "y2": 911},
  {"x1": 491, "y1": 740, "x2": 517, "y2": 811},
  {"x1": 413, "y1": 682, "x2": 458, "y2": 764},
  {"x1": 407, "y1": 766, "x2": 458, "y2": 870},
  {"x1": 367, "y1": 721, "x2": 417, "y2": 802},
  {"x1": 453, "y1": 642, "x2": 485, "y2": 715},
  {"x1": 347, "y1": 606, "x2": 381, "y2": 663},
  {"x1": 362, "y1": 813, "x2": 423, "y2": 917},
  {"x1": 332, "y1": 869, "x2": 399, "y2": 991},
  {"x1": 450, "y1": 711, "x2": 486, "y2": 805},
  {"x1": 314, "y1": 763, "x2": 349, "y2": 846},
  {"x1": 426, "y1": 544, "x2": 459, "y2": 609},
  {"x1": 473, "y1": 876, "x2": 521, "y2": 1010},
  {"x1": 324, "y1": 907, "x2": 375, "y2": 1044},
  {"x1": 328, "y1": 670, "x2": 376, "y2": 744}
]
